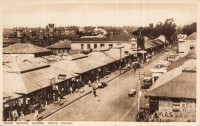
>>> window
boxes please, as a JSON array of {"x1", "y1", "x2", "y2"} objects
[
  {"x1": 94, "y1": 44, "x2": 97, "y2": 49},
  {"x1": 190, "y1": 45, "x2": 195, "y2": 50},
  {"x1": 109, "y1": 44, "x2": 113, "y2": 48},
  {"x1": 87, "y1": 44, "x2": 90, "y2": 49},
  {"x1": 100, "y1": 44, "x2": 105, "y2": 47},
  {"x1": 81, "y1": 44, "x2": 84, "y2": 49}
]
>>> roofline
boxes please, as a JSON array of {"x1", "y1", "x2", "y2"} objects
[
  {"x1": 145, "y1": 95, "x2": 196, "y2": 99},
  {"x1": 46, "y1": 47, "x2": 71, "y2": 49},
  {"x1": 71, "y1": 41, "x2": 127, "y2": 43},
  {"x1": 3, "y1": 51, "x2": 53, "y2": 54}
]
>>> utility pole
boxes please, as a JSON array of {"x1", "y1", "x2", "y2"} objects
[
  {"x1": 135, "y1": 69, "x2": 145, "y2": 112},
  {"x1": 120, "y1": 48, "x2": 122, "y2": 74}
]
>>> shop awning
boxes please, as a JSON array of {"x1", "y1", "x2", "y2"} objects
[{"x1": 138, "y1": 50, "x2": 147, "y2": 54}]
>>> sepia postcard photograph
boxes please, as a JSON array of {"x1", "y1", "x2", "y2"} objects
[{"x1": 1, "y1": 0, "x2": 198, "y2": 125}]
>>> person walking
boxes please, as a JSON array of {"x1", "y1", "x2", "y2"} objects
[
  {"x1": 20, "y1": 111, "x2": 25, "y2": 121},
  {"x1": 57, "y1": 95, "x2": 62, "y2": 106},
  {"x1": 92, "y1": 88, "x2": 100, "y2": 101},
  {"x1": 34, "y1": 108, "x2": 39, "y2": 119},
  {"x1": 88, "y1": 80, "x2": 91, "y2": 87},
  {"x1": 70, "y1": 86, "x2": 73, "y2": 94}
]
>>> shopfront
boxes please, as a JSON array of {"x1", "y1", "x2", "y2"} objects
[{"x1": 152, "y1": 98, "x2": 196, "y2": 121}]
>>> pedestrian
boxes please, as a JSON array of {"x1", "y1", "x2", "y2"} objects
[
  {"x1": 13, "y1": 113, "x2": 18, "y2": 121},
  {"x1": 70, "y1": 86, "x2": 73, "y2": 94},
  {"x1": 44, "y1": 101, "x2": 47, "y2": 110},
  {"x1": 34, "y1": 108, "x2": 39, "y2": 119},
  {"x1": 60, "y1": 88, "x2": 64, "y2": 98},
  {"x1": 92, "y1": 88, "x2": 98, "y2": 97},
  {"x1": 20, "y1": 111, "x2": 25, "y2": 121},
  {"x1": 88, "y1": 80, "x2": 91, "y2": 87},
  {"x1": 57, "y1": 96, "x2": 62, "y2": 106}
]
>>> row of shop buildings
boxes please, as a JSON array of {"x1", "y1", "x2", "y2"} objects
[
  {"x1": 145, "y1": 32, "x2": 197, "y2": 122},
  {"x1": 2, "y1": 34, "x2": 169, "y2": 121}
]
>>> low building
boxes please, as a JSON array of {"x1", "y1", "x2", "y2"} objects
[
  {"x1": 71, "y1": 31, "x2": 138, "y2": 51},
  {"x1": 178, "y1": 34, "x2": 187, "y2": 41},
  {"x1": 46, "y1": 39, "x2": 71, "y2": 54},
  {"x1": 71, "y1": 40, "x2": 125, "y2": 51},
  {"x1": 145, "y1": 59, "x2": 196, "y2": 122},
  {"x1": 3, "y1": 43, "x2": 53, "y2": 62},
  {"x1": 178, "y1": 32, "x2": 196, "y2": 57},
  {"x1": 3, "y1": 60, "x2": 76, "y2": 120}
]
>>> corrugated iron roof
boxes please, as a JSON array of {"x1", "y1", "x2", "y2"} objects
[
  {"x1": 46, "y1": 39, "x2": 71, "y2": 49},
  {"x1": 145, "y1": 72, "x2": 196, "y2": 99},
  {"x1": 3, "y1": 43, "x2": 52, "y2": 54},
  {"x1": 3, "y1": 60, "x2": 50, "y2": 73},
  {"x1": 88, "y1": 52, "x2": 115, "y2": 64},
  {"x1": 3, "y1": 66, "x2": 75, "y2": 96},
  {"x1": 185, "y1": 32, "x2": 196, "y2": 40},
  {"x1": 167, "y1": 53, "x2": 196, "y2": 71},
  {"x1": 146, "y1": 59, "x2": 196, "y2": 99},
  {"x1": 103, "y1": 49, "x2": 128, "y2": 61}
]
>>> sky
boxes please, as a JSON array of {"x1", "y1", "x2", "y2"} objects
[{"x1": 2, "y1": 1, "x2": 197, "y2": 28}]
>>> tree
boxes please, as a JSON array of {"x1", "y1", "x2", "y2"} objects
[
  {"x1": 162, "y1": 18, "x2": 177, "y2": 43},
  {"x1": 182, "y1": 22, "x2": 197, "y2": 36}
]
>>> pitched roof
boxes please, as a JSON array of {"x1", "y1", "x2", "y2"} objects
[
  {"x1": 144, "y1": 41, "x2": 155, "y2": 49},
  {"x1": 103, "y1": 49, "x2": 128, "y2": 61},
  {"x1": 46, "y1": 39, "x2": 71, "y2": 49},
  {"x1": 167, "y1": 52, "x2": 196, "y2": 71},
  {"x1": 148, "y1": 39, "x2": 161, "y2": 46},
  {"x1": 52, "y1": 57, "x2": 104, "y2": 74},
  {"x1": 88, "y1": 52, "x2": 115, "y2": 64},
  {"x1": 3, "y1": 43, "x2": 52, "y2": 54},
  {"x1": 145, "y1": 72, "x2": 196, "y2": 99},
  {"x1": 3, "y1": 60, "x2": 50, "y2": 73},
  {"x1": 145, "y1": 59, "x2": 196, "y2": 99},
  {"x1": 185, "y1": 32, "x2": 196, "y2": 40},
  {"x1": 3, "y1": 66, "x2": 75, "y2": 98},
  {"x1": 93, "y1": 46, "x2": 110, "y2": 52},
  {"x1": 155, "y1": 35, "x2": 166, "y2": 43}
]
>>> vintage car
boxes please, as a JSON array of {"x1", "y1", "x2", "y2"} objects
[
  {"x1": 128, "y1": 89, "x2": 136, "y2": 97},
  {"x1": 142, "y1": 77, "x2": 152, "y2": 89},
  {"x1": 98, "y1": 82, "x2": 107, "y2": 88},
  {"x1": 131, "y1": 62, "x2": 141, "y2": 69}
]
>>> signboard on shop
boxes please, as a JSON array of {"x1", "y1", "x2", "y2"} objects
[{"x1": 158, "y1": 98, "x2": 196, "y2": 120}]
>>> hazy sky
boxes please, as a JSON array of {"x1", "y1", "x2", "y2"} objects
[{"x1": 2, "y1": 1, "x2": 197, "y2": 28}]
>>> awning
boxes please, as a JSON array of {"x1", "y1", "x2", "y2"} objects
[{"x1": 138, "y1": 50, "x2": 147, "y2": 54}]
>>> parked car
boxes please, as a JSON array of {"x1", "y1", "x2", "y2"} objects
[
  {"x1": 142, "y1": 77, "x2": 152, "y2": 89},
  {"x1": 131, "y1": 62, "x2": 141, "y2": 69},
  {"x1": 98, "y1": 82, "x2": 107, "y2": 88},
  {"x1": 128, "y1": 89, "x2": 136, "y2": 97}
]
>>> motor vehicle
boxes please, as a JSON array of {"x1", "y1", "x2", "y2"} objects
[
  {"x1": 98, "y1": 82, "x2": 107, "y2": 88},
  {"x1": 131, "y1": 62, "x2": 141, "y2": 69},
  {"x1": 128, "y1": 89, "x2": 136, "y2": 97},
  {"x1": 142, "y1": 77, "x2": 152, "y2": 89}
]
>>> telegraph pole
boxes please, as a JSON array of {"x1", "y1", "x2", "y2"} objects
[
  {"x1": 135, "y1": 69, "x2": 145, "y2": 111},
  {"x1": 120, "y1": 48, "x2": 122, "y2": 74}
]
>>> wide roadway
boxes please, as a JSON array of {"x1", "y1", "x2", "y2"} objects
[{"x1": 43, "y1": 46, "x2": 178, "y2": 121}]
